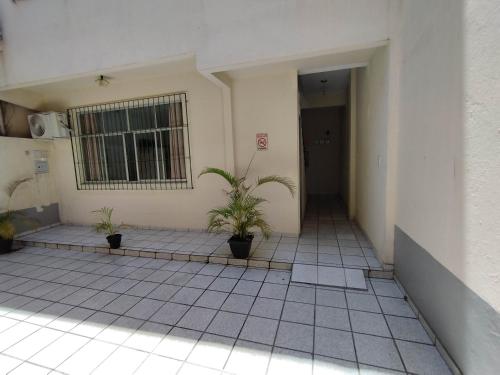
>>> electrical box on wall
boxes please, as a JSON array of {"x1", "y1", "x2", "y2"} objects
[{"x1": 32, "y1": 150, "x2": 49, "y2": 174}]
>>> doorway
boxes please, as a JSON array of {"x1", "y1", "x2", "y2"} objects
[{"x1": 298, "y1": 68, "x2": 351, "y2": 227}]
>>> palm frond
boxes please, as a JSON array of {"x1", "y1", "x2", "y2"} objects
[
  {"x1": 199, "y1": 168, "x2": 239, "y2": 188},
  {"x1": 255, "y1": 175, "x2": 296, "y2": 197},
  {"x1": 5, "y1": 177, "x2": 32, "y2": 198}
]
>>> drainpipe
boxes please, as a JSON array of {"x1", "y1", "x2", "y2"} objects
[{"x1": 198, "y1": 70, "x2": 235, "y2": 174}]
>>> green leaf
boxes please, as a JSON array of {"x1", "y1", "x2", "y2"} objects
[
  {"x1": 255, "y1": 175, "x2": 296, "y2": 197},
  {"x1": 199, "y1": 168, "x2": 238, "y2": 188}
]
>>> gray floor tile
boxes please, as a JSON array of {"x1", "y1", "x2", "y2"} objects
[
  {"x1": 314, "y1": 355, "x2": 359, "y2": 374},
  {"x1": 208, "y1": 277, "x2": 238, "y2": 292},
  {"x1": 185, "y1": 274, "x2": 215, "y2": 289},
  {"x1": 206, "y1": 311, "x2": 246, "y2": 338},
  {"x1": 81, "y1": 291, "x2": 120, "y2": 310},
  {"x1": 103, "y1": 294, "x2": 141, "y2": 315},
  {"x1": 396, "y1": 340, "x2": 452, "y2": 374},
  {"x1": 291, "y1": 264, "x2": 317, "y2": 284},
  {"x1": 377, "y1": 296, "x2": 416, "y2": 318},
  {"x1": 220, "y1": 266, "x2": 246, "y2": 279},
  {"x1": 281, "y1": 301, "x2": 314, "y2": 325},
  {"x1": 315, "y1": 305, "x2": 351, "y2": 331},
  {"x1": 346, "y1": 292, "x2": 381, "y2": 313},
  {"x1": 386, "y1": 315, "x2": 432, "y2": 344},
  {"x1": 125, "y1": 298, "x2": 164, "y2": 320},
  {"x1": 166, "y1": 272, "x2": 193, "y2": 286},
  {"x1": 371, "y1": 280, "x2": 403, "y2": 298},
  {"x1": 126, "y1": 281, "x2": 160, "y2": 297},
  {"x1": 350, "y1": 310, "x2": 391, "y2": 337},
  {"x1": 233, "y1": 279, "x2": 262, "y2": 296},
  {"x1": 250, "y1": 297, "x2": 284, "y2": 319},
  {"x1": 145, "y1": 270, "x2": 174, "y2": 283},
  {"x1": 194, "y1": 290, "x2": 229, "y2": 309},
  {"x1": 345, "y1": 268, "x2": 367, "y2": 290},
  {"x1": 275, "y1": 321, "x2": 314, "y2": 352},
  {"x1": 318, "y1": 266, "x2": 346, "y2": 287},
  {"x1": 221, "y1": 294, "x2": 255, "y2": 314},
  {"x1": 258, "y1": 283, "x2": 288, "y2": 300},
  {"x1": 177, "y1": 306, "x2": 217, "y2": 331},
  {"x1": 354, "y1": 333, "x2": 404, "y2": 371},
  {"x1": 316, "y1": 288, "x2": 347, "y2": 308},
  {"x1": 241, "y1": 268, "x2": 268, "y2": 282},
  {"x1": 314, "y1": 326, "x2": 356, "y2": 361},
  {"x1": 239, "y1": 316, "x2": 279, "y2": 345},
  {"x1": 147, "y1": 284, "x2": 181, "y2": 301},
  {"x1": 169, "y1": 287, "x2": 203, "y2": 305},
  {"x1": 286, "y1": 285, "x2": 316, "y2": 304},
  {"x1": 150, "y1": 302, "x2": 189, "y2": 325},
  {"x1": 265, "y1": 270, "x2": 291, "y2": 284},
  {"x1": 198, "y1": 263, "x2": 225, "y2": 276}
]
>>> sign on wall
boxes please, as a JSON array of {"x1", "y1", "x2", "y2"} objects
[{"x1": 256, "y1": 133, "x2": 268, "y2": 151}]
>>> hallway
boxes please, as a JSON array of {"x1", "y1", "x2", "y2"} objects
[{"x1": 299, "y1": 195, "x2": 382, "y2": 272}]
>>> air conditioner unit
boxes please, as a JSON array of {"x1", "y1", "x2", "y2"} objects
[{"x1": 28, "y1": 112, "x2": 70, "y2": 139}]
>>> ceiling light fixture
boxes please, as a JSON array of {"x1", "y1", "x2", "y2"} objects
[{"x1": 95, "y1": 75, "x2": 110, "y2": 87}]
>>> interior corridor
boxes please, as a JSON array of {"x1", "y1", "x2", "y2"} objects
[{"x1": 299, "y1": 195, "x2": 382, "y2": 271}]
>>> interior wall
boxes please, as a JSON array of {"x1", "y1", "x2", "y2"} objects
[
  {"x1": 231, "y1": 71, "x2": 300, "y2": 234},
  {"x1": 355, "y1": 46, "x2": 390, "y2": 262},
  {"x1": 301, "y1": 106, "x2": 345, "y2": 196}
]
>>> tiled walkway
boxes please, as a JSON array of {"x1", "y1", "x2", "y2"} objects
[
  {"x1": 0, "y1": 246, "x2": 451, "y2": 374},
  {"x1": 18, "y1": 196, "x2": 384, "y2": 273}
]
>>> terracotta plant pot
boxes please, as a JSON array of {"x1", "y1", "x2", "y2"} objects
[
  {"x1": 228, "y1": 235, "x2": 254, "y2": 259},
  {"x1": 106, "y1": 234, "x2": 122, "y2": 249},
  {"x1": 0, "y1": 238, "x2": 14, "y2": 254}
]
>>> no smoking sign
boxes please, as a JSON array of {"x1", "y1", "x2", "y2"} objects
[{"x1": 256, "y1": 133, "x2": 268, "y2": 151}]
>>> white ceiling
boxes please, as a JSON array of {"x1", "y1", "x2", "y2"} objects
[{"x1": 299, "y1": 69, "x2": 350, "y2": 95}]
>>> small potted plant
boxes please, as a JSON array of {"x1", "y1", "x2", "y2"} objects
[
  {"x1": 92, "y1": 207, "x2": 123, "y2": 249},
  {"x1": 199, "y1": 162, "x2": 295, "y2": 259},
  {"x1": 0, "y1": 178, "x2": 33, "y2": 254}
]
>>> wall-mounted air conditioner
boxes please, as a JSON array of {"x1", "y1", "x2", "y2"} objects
[{"x1": 28, "y1": 112, "x2": 70, "y2": 139}]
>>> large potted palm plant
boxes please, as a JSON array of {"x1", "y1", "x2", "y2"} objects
[
  {"x1": 92, "y1": 207, "x2": 123, "y2": 249},
  {"x1": 199, "y1": 163, "x2": 295, "y2": 259},
  {"x1": 0, "y1": 178, "x2": 33, "y2": 254}
]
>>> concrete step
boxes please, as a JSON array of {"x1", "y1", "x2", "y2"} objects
[{"x1": 291, "y1": 264, "x2": 367, "y2": 290}]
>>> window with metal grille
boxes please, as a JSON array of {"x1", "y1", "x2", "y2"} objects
[{"x1": 67, "y1": 93, "x2": 192, "y2": 190}]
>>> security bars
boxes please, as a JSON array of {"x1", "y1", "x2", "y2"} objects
[{"x1": 68, "y1": 93, "x2": 192, "y2": 190}]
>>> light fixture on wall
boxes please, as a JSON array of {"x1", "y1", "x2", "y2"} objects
[
  {"x1": 95, "y1": 75, "x2": 110, "y2": 87},
  {"x1": 320, "y1": 79, "x2": 328, "y2": 96}
]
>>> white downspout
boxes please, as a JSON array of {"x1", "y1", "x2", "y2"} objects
[{"x1": 197, "y1": 70, "x2": 235, "y2": 175}]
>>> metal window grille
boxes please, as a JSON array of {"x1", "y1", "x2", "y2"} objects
[{"x1": 67, "y1": 93, "x2": 193, "y2": 190}]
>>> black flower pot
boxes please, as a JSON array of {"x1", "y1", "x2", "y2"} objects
[
  {"x1": 228, "y1": 235, "x2": 253, "y2": 259},
  {"x1": 106, "y1": 234, "x2": 122, "y2": 249},
  {"x1": 0, "y1": 238, "x2": 13, "y2": 254}
]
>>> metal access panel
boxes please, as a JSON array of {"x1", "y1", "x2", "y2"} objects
[{"x1": 33, "y1": 150, "x2": 49, "y2": 174}]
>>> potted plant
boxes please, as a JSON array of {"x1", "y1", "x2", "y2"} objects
[
  {"x1": 92, "y1": 207, "x2": 123, "y2": 249},
  {"x1": 0, "y1": 177, "x2": 33, "y2": 254},
  {"x1": 199, "y1": 163, "x2": 295, "y2": 259}
]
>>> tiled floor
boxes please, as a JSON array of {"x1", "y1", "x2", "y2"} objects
[
  {"x1": 0, "y1": 246, "x2": 451, "y2": 374},
  {"x1": 18, "y1": 196, "x2": 384, "y2": 272}
]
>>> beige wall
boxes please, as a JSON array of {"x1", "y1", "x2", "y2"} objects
[
  {"x1": 49, "y1": 71, "x2": 228, "y2": 230},
  {"x1": 355, "y1": 47, "x2": 391, "y2": 263},
  {"x1": 0, "y1": 137, "x2": 58, "y2": 212},
  {"x1": 231, "y1": 71, "x2": 300, "y2": 234},
  {"x1": 46, "y1": 69, "x2": 300, "y2": 234}
]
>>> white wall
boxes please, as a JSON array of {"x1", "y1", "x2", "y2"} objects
[
  {"x1": 355, "y1": 47, "x2": 391, "y2": 263},
  {"x1": 0, "y1": 0, "x2": 390, "y2": 88},
  {"x1": 0, "y1": 137, "x2": 58, "y2": 212},
  {"x1": 396, "y1": 0, "x2": 500, "y2": 312}
]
